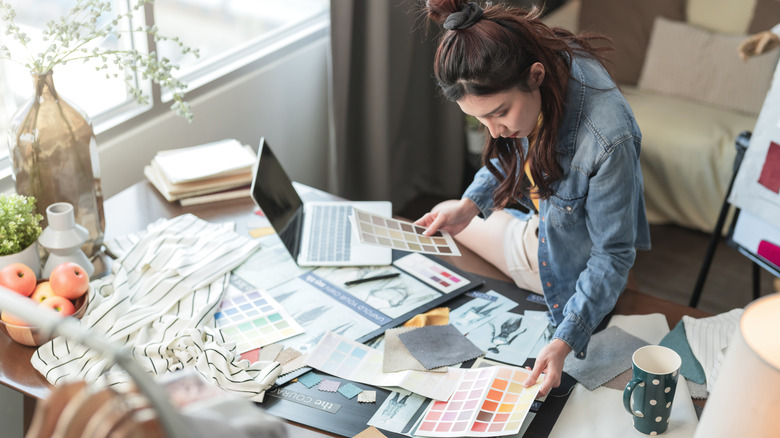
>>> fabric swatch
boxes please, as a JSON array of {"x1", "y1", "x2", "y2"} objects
[
  {"x1": 337, "y1": 382, "x2": 363, "y2": 399},
  {"x1": 683, "y1": 309, "x2": 743, "y2": 393},
  {"x1": 354, "y1": 426, "x2": 388, "y2": 438},
  {"x1": 318, "y1": 379, "x2": 340, "y2": 392},
  {"x1": 403, "y1": 307, "x2": 450, "y2": 327},
  {"x1": 758, "y1": 141, "x2": 780, "y2": 193},
  {"x1": 276, "y1": 347, "x2": 302, "y2": 365},
  {"x1": 358, "y1": 390, "x2": 377, "y2": 403},
  {"x1": 240, "y1": 348, "x2": 259, "y2": 363},
  {"x1": 563, "y1": 326, "x2": 649, "y2": 391},
  {"x1": 258, "y1": 343, "x2": 284, "y2": 363},
  {"x1": 603, "y1": 369, "x2": 633, "y2": 391},
  {"x1": 398, "y1": 324, "x2": 484, "y2": 370},
  {"x1": 686, "y1": 380, "x2": 709, "y2": 399},
  {"x1": 297, "y1": 372, "x2": 322, "y2": 389},
  {"x1": 280, "y1": 353, "x2": 309, "y2": 376},
  {"x1": 383, "y1": 327, "x2": 447, "y2": 373},
  {"x1": 659, "y1": 320, "x2": 706, "y2": 384}
]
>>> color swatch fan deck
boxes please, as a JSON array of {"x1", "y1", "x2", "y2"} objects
[{"x1": 415, "y1": 366, "x2": 542, "y2": 437}]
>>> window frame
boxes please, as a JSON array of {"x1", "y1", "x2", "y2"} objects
[{"x1": 1, "y1": 2, "x2": 330, "y2": 193}]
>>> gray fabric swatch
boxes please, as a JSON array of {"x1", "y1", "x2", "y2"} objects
[
  {"x1": 398, "y1": 324, "x2": 484, "y2": 370},
  {"x1": 563, "y1": 326, "x2": 649, "y2": 391},
  {"x1": 383, "y1": 327, "x2": 447, "y2": 373}
]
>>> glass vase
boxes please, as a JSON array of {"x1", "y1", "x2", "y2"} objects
[{"x1": 7, "y1": 71, "x2": 105, "y2": 258}]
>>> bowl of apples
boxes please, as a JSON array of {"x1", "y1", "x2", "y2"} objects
[{"x1": 0, "y1": 261, "x2": 90, "y2": 347}]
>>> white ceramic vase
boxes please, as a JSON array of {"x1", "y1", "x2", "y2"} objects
[
  {"x1": 38, "y1": 202, "x2": 95, "y2": 279},
  {"x1": 0, "y1": 241, "x2": 42, "y2": 278}
]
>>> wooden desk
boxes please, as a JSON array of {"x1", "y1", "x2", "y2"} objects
[{"x1": 0, "y1": 180, "x2": 711, "y2": 435}]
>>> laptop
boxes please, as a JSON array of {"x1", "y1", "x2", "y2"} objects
[{"x1": 250, "y1": 138, "x2": 393, "y2": 267}]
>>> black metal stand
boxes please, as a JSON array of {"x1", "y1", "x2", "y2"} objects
[{"x1": 689, "y1": 131, "x2": 761, "y2": 308}]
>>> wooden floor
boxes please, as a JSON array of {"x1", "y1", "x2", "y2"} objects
[{"x1": 398, "y1": 195, "x2": 777, "y2": 315}]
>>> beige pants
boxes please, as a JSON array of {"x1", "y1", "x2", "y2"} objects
[{"x1": 504, "y1": 214, "x2": 544, "y2": 295}]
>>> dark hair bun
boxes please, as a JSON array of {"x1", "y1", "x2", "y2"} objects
[{"x1": 424, "y1": 0, "x2": 468, "y2": 25}]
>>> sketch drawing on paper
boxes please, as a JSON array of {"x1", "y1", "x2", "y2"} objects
[
  {"x1": 368, "y1": 390, "x2": 428, "y2": 434},
  {"x1": 487, "y1": 315, "x2": 526, "y2": 354}
]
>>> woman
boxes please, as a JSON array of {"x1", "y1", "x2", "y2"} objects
[{"x1": 415, "y1": 0, "x2": 651, "y2": 395}]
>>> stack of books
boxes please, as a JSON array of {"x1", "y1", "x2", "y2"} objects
[{"x1": 144, "y1": 139, "x2": 256, "y2": 206}]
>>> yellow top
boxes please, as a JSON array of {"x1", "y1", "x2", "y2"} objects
[{"x1": 524, "y1": 115, "x2": 543, "y2": 212}]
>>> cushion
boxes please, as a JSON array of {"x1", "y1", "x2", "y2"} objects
[
  {"x1": 541, "y1": 0, "x2": 580, "y2": 33},
  {"x1": 622, "y1": 86, "x2": 757, "y2": 232},
  {"x1": 638, "y1": 16, "x2": 779, "y2": 116},
  {"x1": 748, "y1": 0, "x2": 780, "y2": 34},
  {"x1": 687, "y1": 0, "x2": 757, "y2": 35},
  {"x1": 578, "y1": 0, "x2": 685, "y2": 85}
]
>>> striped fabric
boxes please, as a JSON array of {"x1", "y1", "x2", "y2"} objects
[
  {"x1": 682, "y1": 308, "x2": 744, "y2": 394},
  {"x1": 31, "y1": 214, "x2": 282, "y2": 402}
]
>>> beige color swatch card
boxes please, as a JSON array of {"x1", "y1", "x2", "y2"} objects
[{"x1": 351, "y1": 208, "x2": 461, "y2": 256}]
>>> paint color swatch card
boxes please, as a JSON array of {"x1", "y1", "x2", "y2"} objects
[
  {"x1": 351, "y1": 208, "x2": 461, "y2": 256},
  {"x1": 305, "y1": 331, "x2": 464, "y2": 401},
  {"x1": 414, "y1": 366, "x2": 543, "y2": 437},
  {"x1": 393, "y1": 253, "x2": 470, "y2": 294},
  {"x1": 215, "y1": 288, "x2": 305, "y2": 354}
]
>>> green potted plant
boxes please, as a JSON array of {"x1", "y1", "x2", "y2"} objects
[{"x1": 0, "y1": 193, "x2": 44, "y2": 276}]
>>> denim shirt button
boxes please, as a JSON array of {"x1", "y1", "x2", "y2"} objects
[
  {"x1": 579, "y1": 352, "x2": 585, "y2": 358},
  {"x1": 542, "y1": 261, "x2": 547, "y2": 267},
  {"x1": 553, "y1": 303, "x2": 559, "y2": 309},
  {"x1": 541, "y1": 237, "x2": 545, "y2": 243},
  {"x1": 546, "y1": 282, "x2": 552, "y2": 287},
  {"x1": 566, "y1": 206, "x2": 572, "y2": 211}
]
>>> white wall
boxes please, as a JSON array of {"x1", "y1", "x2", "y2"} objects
[{"x1": 96, "y1": 34, "x2": 331, "y2": 199}]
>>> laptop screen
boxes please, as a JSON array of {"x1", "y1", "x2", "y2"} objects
[{"x1": 250, "y1": 139, "x2": 304, "y2": 260}]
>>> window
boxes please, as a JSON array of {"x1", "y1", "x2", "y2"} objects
[{"x1": 0, "y1": 0, "x2": 329, "y2": 186}]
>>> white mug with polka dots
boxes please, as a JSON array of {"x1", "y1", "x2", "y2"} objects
[{"x1": 623, "y1": 345, "x2": 681, "y2": 435}]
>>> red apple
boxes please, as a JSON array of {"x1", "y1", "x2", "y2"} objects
[
  {"x1": 0, "y1": 310, "x2": 31, "y2": 327},
  {"x1": 31, "y1": 281, "x2": 56, "y2": 303},
  {"x1": 0, "y1": 263, "x2": 37, "y2": 297},
  {"x1": 39, "y1": 296, "x2": 76, "y2": 317},
  {"x1": 49, "y1": 262, "x2": 89, "y2": 300}
]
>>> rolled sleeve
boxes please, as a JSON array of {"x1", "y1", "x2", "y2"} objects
[
  {"x1": 553, "y1": 313, "x2": 593, "y2": 358},
  {"x1": 462, "y1": 165, "x2": 499, "y2": 218}
]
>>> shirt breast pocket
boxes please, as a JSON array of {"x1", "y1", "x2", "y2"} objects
[{"x1": 547, "y1": 195, "x2": 586, "y2": 228}]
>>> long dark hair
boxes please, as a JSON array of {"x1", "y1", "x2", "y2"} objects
[{"x1": 424, "y1": 0, "x2": 613, "y2": 207}]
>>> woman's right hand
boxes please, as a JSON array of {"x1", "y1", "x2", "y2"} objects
[{"x1": 414, "y1": 198, "x2": 480, "y2": 237}]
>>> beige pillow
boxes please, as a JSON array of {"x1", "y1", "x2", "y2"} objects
[
  {"x1": 638, "y1": 16, "x2": 779, "y2": 116},
  {"x1": 687, "y1": 0, "x2": 757, "y2": 35},
  {"x1": 578, "y1": 0, "x2": 685, "y2": 86}
]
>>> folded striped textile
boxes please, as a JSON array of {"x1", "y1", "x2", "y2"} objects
[{"x1": 32, "y1": 214, "x2": 281, "y2": 402}]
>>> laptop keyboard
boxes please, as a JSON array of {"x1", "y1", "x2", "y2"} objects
[{"x1": 307, "y1": 204, "x2": 352, "y2": 262}]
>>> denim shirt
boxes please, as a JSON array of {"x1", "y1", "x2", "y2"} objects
[{"x1": 462, "y1": 52, "x2": 651, "y2": 358}]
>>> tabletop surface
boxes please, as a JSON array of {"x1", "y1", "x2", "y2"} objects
[{"x1": 0, "y1": 180, "x2": 712, "y2": 435}]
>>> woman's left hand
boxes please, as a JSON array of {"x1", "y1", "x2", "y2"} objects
[{"x1": 522, "y1": 338, "x2": 572, "y2": 396}]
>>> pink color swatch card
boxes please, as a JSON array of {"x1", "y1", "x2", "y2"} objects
[
  {"x1": 393, "y1": 253, "x2": 470, "y2": 294},
  {"x1": 305, "y1": 331, "x2": 464, "y2": 401},
  {"x1": 414, "y1": 366, "x2": 543, "y2": 437}
]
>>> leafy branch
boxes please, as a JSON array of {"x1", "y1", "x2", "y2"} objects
[{"x1": 0, "y1": 0, "x2": 199, "y2": 121}]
